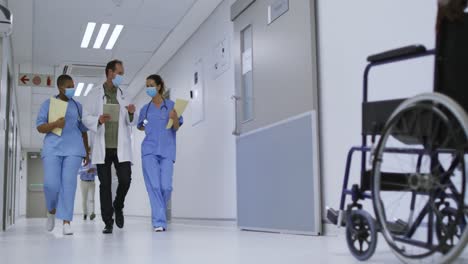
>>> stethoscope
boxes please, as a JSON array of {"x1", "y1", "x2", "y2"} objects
[
  {"x1": 140, "y1": 99, "x2": 168, "y2": 127},
  {"x1": 54, "y1": 95, "x2": 82, "y2": 125},
  {"x1": 102, "y1": 86, "x2": 125, "y2": 102}
]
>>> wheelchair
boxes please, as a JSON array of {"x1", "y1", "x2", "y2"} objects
[{"x1": 326, "y1": 11, "x2": 468, "y2": 263}]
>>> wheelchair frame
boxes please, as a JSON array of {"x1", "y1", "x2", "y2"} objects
[
  {"x1": 326, "y1": 45, "x2": 468, "y2": 262},
  {"x1": 337, "y1": 46, "x2": 436, "y2": 217}
]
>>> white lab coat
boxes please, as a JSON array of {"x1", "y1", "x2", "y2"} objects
[{"x1": 82, "y1": 85, "x2": 138, "y2": 165}]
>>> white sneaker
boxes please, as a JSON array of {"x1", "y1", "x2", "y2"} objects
[
  {"x1": 46, "y1": 212, "x2": 55, "y2": 232},
  {"x1": 153, "y1": 227, "x2": 165, "y2": 232},
  {"x1": 63, "y1": 223, "x2": 74, "y2": 235}
]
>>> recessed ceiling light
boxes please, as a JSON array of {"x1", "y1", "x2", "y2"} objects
[
  {"x1": 75, "y1": 83, "x2": 85, "y2": 96},
  {"x1": 105, "y1": 25, "x2": 124, "y2": 50},
  {"x1": 93, "y1": 23, "x2": 110, "y2": 49},
  {"x1": 81, "y1": 22, "x2": 96, "y2": 48},
  {"x1": 84, "y1": 83, "x2": 94, "y2": 96}
]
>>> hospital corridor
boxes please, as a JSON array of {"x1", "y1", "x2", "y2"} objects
[{"x1": 0, "y1": 0, "x2": 468, "y2": 263}]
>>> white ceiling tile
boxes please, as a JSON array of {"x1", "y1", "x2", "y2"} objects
[
  {"x1": 111, "y1": 51, "x2": 153, "y2": 85},
  {"x1": 114, "y1": 26, "x2": 168, "y2": 52},
  {"x1": 134, "y1": 0, "x2": 196, "y2": 28}
]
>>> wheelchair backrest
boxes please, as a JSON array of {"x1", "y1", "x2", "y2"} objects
[{"x1": 434, "y1": 13, "x2": 468, "y2": 112}]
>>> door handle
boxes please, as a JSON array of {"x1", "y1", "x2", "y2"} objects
[{"x1": 231, "y1": 95, "x2": 241, "y2": 136}]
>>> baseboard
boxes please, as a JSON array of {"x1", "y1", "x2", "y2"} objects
[{"x1": 170, "y1": 217, "x2": 237, "y2": 227}]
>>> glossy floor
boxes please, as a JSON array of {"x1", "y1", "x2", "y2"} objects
[{"x1": 0, "y1": 217, "x2": 467, "y2": 264}]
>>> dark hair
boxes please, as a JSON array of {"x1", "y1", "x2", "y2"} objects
[
  {"x1": 146, "y1": 74, "x2": 166, "y2": 96},
  {"x1": 56, "y1": 74, "x2": 73, "y2": 88},
  {"x1": 436, "y1": 0, "x2": 468, "y2": 33},
  {"x1": 105, "y1": 59, "x2": 123, "y2": 77}
]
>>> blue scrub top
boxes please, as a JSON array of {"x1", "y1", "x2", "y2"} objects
[
  {"x1": 138, "y1": 99, "x2": 183, "y2": 162},
  {"x1": 36, "y1": 98, "x2": 88, "y2": 158}
]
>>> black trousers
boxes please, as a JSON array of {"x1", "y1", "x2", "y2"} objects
[{"x1": 97, "y1": 148, "x2": 132, "y2": 225}]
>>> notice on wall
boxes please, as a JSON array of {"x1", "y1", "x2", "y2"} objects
[
  {"x1": 268, "y1": 0, "x2": 289, "y2": 25},
  {"x1": 191, "y1": 59, "x2": 205, "y2": 126},
  {"x1": 242, "y1": 48, "x2": 253, "y2": 75},
  {"x1": 18, "y1": 73, "x2": 55, "y2": 87}
]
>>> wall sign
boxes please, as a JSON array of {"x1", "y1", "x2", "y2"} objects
[
  {"x1": 18, "y1": 73, "x2": 55, "y2": 88},
  {"x1": 268, "y1": 0, "x2": 289, "y2": 25}
]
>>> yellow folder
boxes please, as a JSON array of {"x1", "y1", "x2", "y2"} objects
[
  {"x1": 166, "y1": 99, "x2": 189, "y2": 129},
  {"x1": 48, "y1": 97, "x2": 68, "y2": 136}
]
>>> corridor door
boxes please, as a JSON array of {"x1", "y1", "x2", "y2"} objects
[{"x1": 232, "y1": 0, "x2": 322, "y2": 235}]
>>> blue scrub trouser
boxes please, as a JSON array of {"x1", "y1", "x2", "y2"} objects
[
  {"x1": 142, "y1": 155, "x2": 174, "y2": 228},
  {"x1": 43, "y1": 156, "x2": 83, "y2": 221}
]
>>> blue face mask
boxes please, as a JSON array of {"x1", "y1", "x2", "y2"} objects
[
  {"x1": 112, "y1": 74, "x2": 124, "y2": 87},
  {"x1": 65, "y1": 88, "x2": 76, "y2": 99},
  {"x1": 146, "y1": 87, "x2": 157, "y2": 98}
]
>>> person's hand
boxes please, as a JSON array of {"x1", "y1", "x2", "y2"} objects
[
  {"x1": 83, "y1": 154, "x2": 90, "y2": 166},
  {"x1": 99, "y1": 114, "x2": 111, "y2": 124},
  {"x1": 87, "y1": 168, "x2": 97, "y2": 174},
  {"x1": 170, "y1": 110, "x2": 178, "y2": 121},
  {"x1": 126, "y1": 104, "x2": 136, "y2": 114},
  {"x1": 54, "y1": 117, "x2": 65, "y2": 129}
]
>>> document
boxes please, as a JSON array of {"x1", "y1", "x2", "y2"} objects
[
  {"x1": 49, "y1": 97, "x2": 68, "y2": 136},
  {"x1": 166, "y1": 99, "x2": 189, "y2": 129},
  {"x1": 103, "y1": 104, "x2": 120, "y2": 122}
]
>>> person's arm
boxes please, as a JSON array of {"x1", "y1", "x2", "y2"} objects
[
  {"x1": 82, "y1": 90, "x2": 111, "y2": 132},
  {"x1": 36, "y1": 100, "x2": 65, "y2": 134},
  {"x1": 37, "y1": 118, "x2": 64, "y2": 134},
  {"x1": 137, "y1": 106, "x2": 146, "y2": 131},
  {"x1": 170, "y1": 110, "x2": 181, "y2": 131},
  {"x1": 82, "y1": 133, "x2": 90, "y2": 166},
  {"x1": 125, "y1": 104, "x2": 138, "y2": 126},
  {"x1": 77, "y1": 103, "x2": 90, "y2": 166}
]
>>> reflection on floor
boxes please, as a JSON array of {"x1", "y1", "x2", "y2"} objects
[{"x1": 0, "y1": 217, "x2": 467, "y2": 264}]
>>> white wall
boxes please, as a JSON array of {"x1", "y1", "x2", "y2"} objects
[
  {"x1": 317, "y1": 0, "x2": 438, "y2": 220},
  {"x1": 129, "y1": 0, "x2": 236, "y2": 220}
]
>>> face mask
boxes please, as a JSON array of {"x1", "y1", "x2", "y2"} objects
[
  {"x1": 146, "y1": 87, "x2": 157, "y2": 98},
  {"x1": 112, "y1": 74, "x2": 124, "y2": 87},
  {"x1": 65, "y1": 88, "x2": 76, "y2": 99}
]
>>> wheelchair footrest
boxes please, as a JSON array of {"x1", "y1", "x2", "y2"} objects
[
  {"x1": 326, "y1": 207, "x2": 346, "y2": 227},
  {"x1": 387, "y1": 219, "x2": 408, "y2": 235}
]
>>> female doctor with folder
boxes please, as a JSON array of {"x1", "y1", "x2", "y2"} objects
[
  {"x1": 36, "y1": 74, "x2": 89, "y2": 235},
  {"x1": 137, "y1": 74, "x2": 184, "y2": 232}
]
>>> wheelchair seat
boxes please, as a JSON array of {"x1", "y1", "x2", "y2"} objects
[{"x1": 362, "y1": 13, "x2": 468, "y2": 139}]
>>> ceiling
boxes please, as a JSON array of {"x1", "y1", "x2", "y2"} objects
[
  {"x1": 11, "y1": 0, "x2": 197, "y2": 85},
  {"x1": 9, "y1": 0, "x2": 225, "y2": 149}
]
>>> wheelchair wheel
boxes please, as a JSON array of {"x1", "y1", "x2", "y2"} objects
[
  {"x1": 372, "y1": 93, "x2": 468, "y2": 263},
  {"x1": 435, "y1": 203, "x2": 466, "y2": 253},
  {"x1": 345, "y1": 210, "x2": 378, "y2": 261}
]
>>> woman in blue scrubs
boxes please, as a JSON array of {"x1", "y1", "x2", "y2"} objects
[
  {"x1": 137, "y1": 74, "x2": 183, "y2": 232},
  {"x1": 36, "y1": 74, "x2": 89, "y2": 235}
]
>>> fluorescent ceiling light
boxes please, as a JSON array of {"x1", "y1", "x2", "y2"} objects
[
  {"x1": 81, "y1": 22, "x2": 96, "y2": 48},
  {"x1": 93, "y1": 24, "x2": 110, "y2": 49},
  {"x1": 105, "y1": 25, "x2": 124, "y2": 50},
  {"x1": 75, "y1": 83, "x2": 85, "y2": 96},
  {"x1": 84, "y1": 83, "x2": 94, "y2": 96}
]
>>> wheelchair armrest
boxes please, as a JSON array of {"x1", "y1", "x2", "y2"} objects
[{"x1": 367, "y1": 45, "x2": 427, "y2": 63}]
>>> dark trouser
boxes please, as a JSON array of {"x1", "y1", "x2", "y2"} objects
[{"x1": 97, "y1": 148, "x2": 132, "y2": 225}]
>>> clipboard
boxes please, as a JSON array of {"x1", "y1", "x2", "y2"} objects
[
  {"x1": 48, "y1": 98, "x2": 68, "y2": 136},
  {"x1": 103, "y1": 104, "x2": 120, "y2": 122},
  {"x1": 166, "y1": 99, "x2": 189, "y2": 129}
]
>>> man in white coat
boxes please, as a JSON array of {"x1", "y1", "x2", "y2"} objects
[{"x1": 82, "y1": 59, "x2": 137, "y2": 234}]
